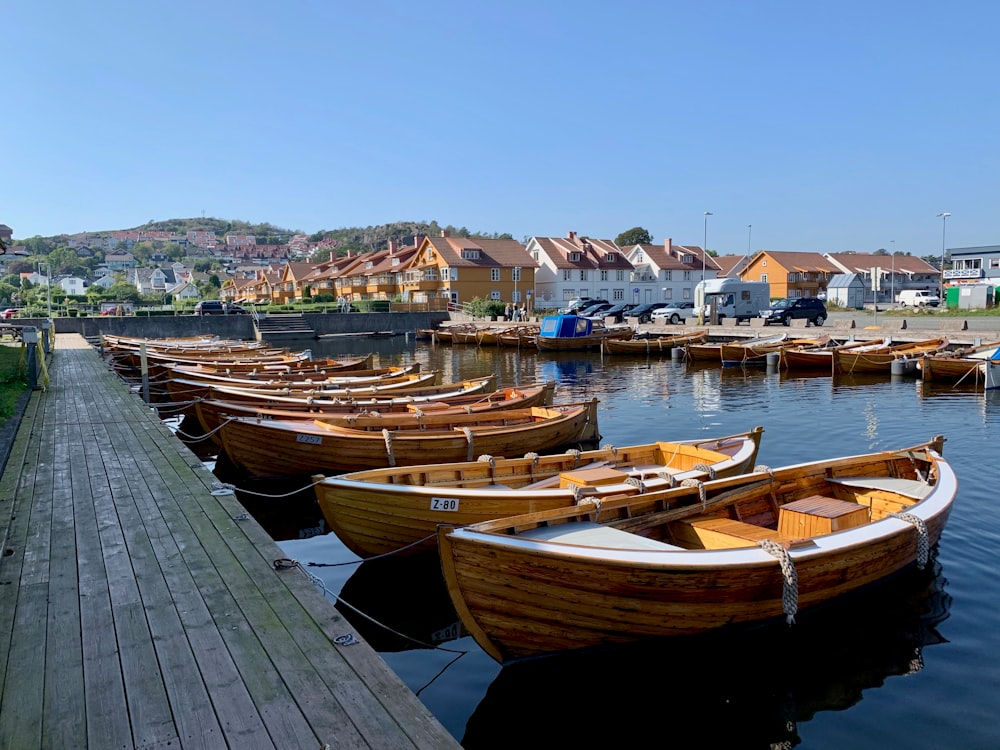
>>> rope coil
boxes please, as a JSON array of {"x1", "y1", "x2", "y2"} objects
[
  {"x1": 382, "y1": 428, "x2": 395, "y2": 466},
  {"x1": 758, "y1": 540, "x2": 799, "y2": 624},
  {"x1": 693, "y1": 463, "x2": 717, "y2": 479},
  {"x1": 680, "y1": 478, "x2": 707, "y2": 509},
  {"x1": 890, "y1": 512, "x2": 930, "y2": 568}
]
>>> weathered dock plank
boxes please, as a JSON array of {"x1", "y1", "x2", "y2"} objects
[{"x1": 0, "y1": 333, "x2": 460, "y2": 749}]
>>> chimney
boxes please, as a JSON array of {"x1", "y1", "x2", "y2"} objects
[
  {"x1": 665, "y1": 237, "x2": 672, "y2": 256},
  {"x1": 330, "y1": 251, "x2": 335, "y2": 263},
  {"x1": 388, "y1": 239, "x2": 398, "y2": 254},
  {"x1": 441, "y1": 230, "x2": 450, "y2": 238},
  {"x1": 567, "y1": 231, "x2": 577, "y2": 242}
]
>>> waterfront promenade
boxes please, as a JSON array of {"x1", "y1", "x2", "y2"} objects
[{"x1": 0, "y1": 333, "x2": 459, "y2": 749}]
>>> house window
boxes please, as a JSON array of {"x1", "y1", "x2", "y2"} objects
[
  {"x1": 563, "y1": 269, "x2": 572, "y2": 281},
  {"x1": 605, "y1": 253, "x2": 615, "y2": 262},
  {"x1": 462, "y1": 249, "x2": 480, "y2": 260},
  {"x1": 512, "y1": 267, "x2": 521, "y2": 281},
  {"x1": 490, "y1": 290, "x2": 501, "y2": 300},
  {"x1": 683, "y1": 271, "x2": 690, "y2": 281},
  {"x1": 616, "y1": 270, "x2": 624, "y2": 281},
  {"x1": 532, "y1": 251, "x2": 539, "y2": 262},
  {"x1": 990, "y1": 259, "x2": 1000, "y2": 269},
  {"x1": 762, "y1": 260, "x2": 767, "y2": 267},
  {"x1": 600, "y1": 270, "x2": 608, "y2": 281},
  {"x1": 664, "y1": 271, "x2": 672, "y2": 281},
  {"x1": 761, "y1": 273, "x2": 768, "y2": 283},
  {"x1": 613, "y1": 289, "x2": 624, "y2": 301},
  {"x1": 569, "y1": 252, "x2": 581, "y2": 262},
  {"x1": 664, "y1": 288, "x2": 673, "y2": 300},
  {"x1": 636, "y1": 251, "x2": 644, "y2": 262},
  {"x1": 491, "y1": 268, "x2": 500, "y2": 281},
  {"x1": 682, "y1": 288, "x2": 691, "y2": 300},
  {"x1": 579, "y1": 270, "x2": 588, "y2": 281}
]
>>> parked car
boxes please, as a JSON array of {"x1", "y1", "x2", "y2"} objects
[
  {"x1": 760, "y1": 297, "x2": 827, "y2": 326},
  {"x1": 627, "y1": 301, "x2": 671, "y2": 324},
  {"x1": 589, "y1": 302, "x2": 636, "y2": 323},
  {"x1": 559, "y1": 297, "x2": 606, "y2": 315},
  {"x1": 1, "y1": 308, "x2": 21, "y2": 319},
  {"x1": 576, "y1": 302, "x2": 615, "y2": 318},
  {"x1": 650, "y1": 301, "x2": 696, "y2": 325},
  {"x1": 194, "y1": 300, "x2": 247, "y2": 315}
]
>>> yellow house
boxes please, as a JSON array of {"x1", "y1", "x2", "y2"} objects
[
  {"x1": 742, "y1": 251, "x2": 838, "y2": 299},
  {"x1": 400, "y1": 232, "x2": 536, "y2": 307}
]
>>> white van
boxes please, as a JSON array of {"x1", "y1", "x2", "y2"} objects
[
  {"x1": 695, "y1": 279, "x2": 771, "y2": 323},
  {"x1": 896, "y1": 290, "x2": 940, "y2": 307}
]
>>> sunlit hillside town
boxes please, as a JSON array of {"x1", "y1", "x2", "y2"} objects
[{"x1": 1, "y1": 222, "x2": 999, "y2": 312}]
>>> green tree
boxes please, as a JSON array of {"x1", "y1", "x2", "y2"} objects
[
  {"x1": 615, "y1": 227, "x2": 653, "y2": 246},
  {"x1": 105, "y1": 281, "x2": 142, "y2": 303}
]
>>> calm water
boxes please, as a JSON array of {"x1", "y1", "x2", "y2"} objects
[{"x1": 208, "y1": 334, "x2": 1000, "y2": 749}]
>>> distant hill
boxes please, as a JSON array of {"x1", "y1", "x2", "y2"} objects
[{"x1": 28, "y1": 217, "x2": 515, "y2": 255}]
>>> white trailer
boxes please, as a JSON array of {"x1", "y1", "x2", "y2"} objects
[{"x1": 694, "y1": 279, "x2": 771, "y2": 323}]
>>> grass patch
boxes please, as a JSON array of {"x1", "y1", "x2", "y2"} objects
[{"x1": 0, "y1": 345, "x2": 30, "y2": 423}]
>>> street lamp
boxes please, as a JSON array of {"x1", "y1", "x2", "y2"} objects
[
  {"x1": 890, "y1": 240, "x2": 895, "y2": 307},
  {"x1": 746, "y1": 224, "x2": 752, "y2": 265},
  {"x1": 702, "y1": 211, "x2": 713, "y2": 281},
  {"x1": 699, "y1": 211, "x2": 713, "y2": 324},
  {"x1": 937, "y1": 212, "x2": 950, "y2": 302}
]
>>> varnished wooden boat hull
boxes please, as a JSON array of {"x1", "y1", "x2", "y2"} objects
[
  {"x1": 439, "y1": 438, "x2": 955, "y2": 663},
  {"x1": 313, "y1": 427, "x2": 763, "y2": 558},
  {"x1": 535, "y1": 329, "x2": 634, "y2": 352},
  {"x1": 219, "y1": 401, "x2": 601, "y2": 477},
  {"x1": 833, "y1": 338, "x2": 949, "y2": 374},
  {"x1": 193, "y1": 382, "x2": 557, "y2": 445},
  {"x1": 602, "y1": 331, "x2": 708, "y2": 355}
]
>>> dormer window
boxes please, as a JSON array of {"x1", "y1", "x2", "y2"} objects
[
  {"x1": 461, "y1": 249, "x2": 480, "y2": 260},
  {"x1": 569, "y1": 252, "x2": 581, "y2": 262},
  {"x1": 391, "y1": 257, "x2": 399, "y2": 266},
  {"x1": 681, "y1": 254, "x2": 693, "y2": 264},
  {"x1": 605, "y1": 253, "x2": 616, "y2": 262}
]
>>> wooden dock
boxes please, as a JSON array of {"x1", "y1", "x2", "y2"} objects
[{"x1": 0, "y1": 334, "x2": 460, "y2": 749}]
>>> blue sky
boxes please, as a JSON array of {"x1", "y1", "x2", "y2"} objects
[{"x1": 4, "y1": 1, "x2": 998, "y2": 259}]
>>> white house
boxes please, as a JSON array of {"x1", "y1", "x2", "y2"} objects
[
  {"x1": 57, "y1": 276, "x2": 88, "y2": 295},
  {"x1": 526, "y1": 231, "x2": 633, "y2": 309},
  {"x1": 622, "y1": 238, "x2": 721, "y2": 306}
]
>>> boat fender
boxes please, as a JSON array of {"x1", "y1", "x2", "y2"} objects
[{"x1": 758, "y1": 540, "x2": 798, "y2": 624}]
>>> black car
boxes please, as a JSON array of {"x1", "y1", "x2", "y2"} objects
[
  {"x1": 576, "y1": 301, "x2": 614, "y2": 317},
  {"x1": 590, "y1": 302, "x2": 637, "y2": 322},
  {"x1": 560, "y1": 298, "x2": 608, "y2": 315},
  {"x1": 760, "y1": 297, "x2": 827, "y2": 326},
  {"x1": 628, "y1": 301, "x2": 670, "y2": 323},
  {"x1": 194, "y1": 300, "x2": 247, "y2": 315}
]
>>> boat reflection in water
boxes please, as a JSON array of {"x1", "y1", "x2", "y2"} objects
[
  {"x1": 462, "y1": 562, "x2": 951, "y2": 749},
  {"x1": 335, "y1": 552, "x2": 465, "y2": 653}
]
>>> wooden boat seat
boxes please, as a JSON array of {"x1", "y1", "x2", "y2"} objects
[
  {"x1": 686, "y1": 517, "x2": 800, "y2": 549},
  {"x1": 825, "y1": 476, "x2": 932, "y2": 500},
  {"x1": 777, "y1": 495, "x2": 869, "y2": 537},
  {"x1": 519, "y1": 521, "x2": 682, "y2": 551}
]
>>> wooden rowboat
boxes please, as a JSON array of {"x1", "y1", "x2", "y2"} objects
[
  {"x1": 779, "y1": 337, "x2": 891, "y2": 372},
  {"x1": 719, "y1": 333, "x2": 829, "y2": 367},
  {"x1": 312, "y1": 426, "x2": 763, "y2": 558},
  {"x1": 438, "y1": 436, "x2": 955, "y2": 663},
  {"x1": 918, "y1": 340, "x2": 1000, "y2": 387},
  {"x1": 160, "y1": 361, "x2": 422, "y2": 388},
  {"x1": 218, "y1": 400, "x2": 602, "y2": 478},
  {"x1": 602, "y1": 330, "x2": 708, "y2": 355},
  {"x1": 192, "y1": 382, "x2": 557, "y2": 445},
  {"x1": 833, "y1": 337, "x2": 950, "y2": 375}
]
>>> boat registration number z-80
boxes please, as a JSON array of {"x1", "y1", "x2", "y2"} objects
[
  {"x1": 430, "y1": 497, "x2": 459, "y2": 512},
  {"x1": 296, "y1": 434, "x2": 323, "y2": 445}
]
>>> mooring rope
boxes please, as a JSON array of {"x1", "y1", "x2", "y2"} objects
[
  {"x1": 679, "y1": 478, "x2": 707, "y2": 509},
  {"x1": 382, "y1": 428, "x2": 395, "y2": 466},
  {"x1": 461, "y1": 426, "x2": 474, "y2": 460},
  {"x1": 890, "y1": 512, "x2": 930, "y2": 568},
  {"x1": 693, "y1": 463, "x2": 717, "y2": 479},
  {"x1": 272, "y1": 558, "x2": 469, "y2": 655},
  {"x1": 758, "y1": 539, "x2": 798, "y2": 624}
]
